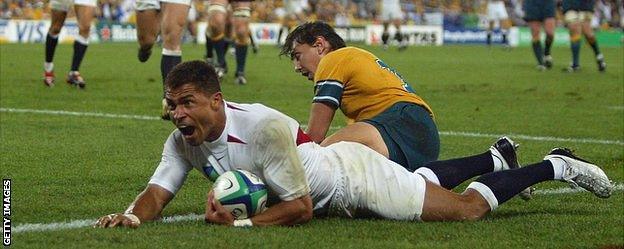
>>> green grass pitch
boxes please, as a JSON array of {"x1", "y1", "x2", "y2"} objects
[{"x1": 1, "y1": 42, "x2": 622, "y2": 248}]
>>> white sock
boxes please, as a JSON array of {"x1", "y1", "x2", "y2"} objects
[
  {"x1": 162, "y1": 48, "x2": 182, "y2": 56},
  {"x1": 75, "y1": 35, "x2": 89, "y2": 45},
  {"x1": 548, "y1": 158, "x2": 566, "y2": 180},
  {"x1": 467, "y1": 182, "x2": 499, "y2": 211},
  {"x1": 414, "y1": 167, "x2": 440, "y2": 186},
  {"x1": 489, "y1": 148, "x2": 504, "y2": 172},
  {"x1": 44, "y1": 62, "x2": 54, "y2": 72}
]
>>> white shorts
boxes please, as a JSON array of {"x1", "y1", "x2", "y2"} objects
[
  {"x1": 487, "y1": 1, "x2": 508, "y2": 21},
  {"x1": 326, "y1": 142, "x2": 426, "y2": 221},
  {"x1": 135, "y1": 0, "x2": 192, "y2": 11},
  {"x1": 381, "y1": 3, "x2": 404, "y2": 22},
  {"x1": 564, "y1": 10, "x2": 593, "y2": 24},
  {"x1": 50, "y1": 0, "x2": 96, "y2": 11},
  {"x1": 187, "y1": 3, "x2": 197, "y2": 21}
]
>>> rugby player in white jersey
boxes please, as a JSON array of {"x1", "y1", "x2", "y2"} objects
[
  {"x1": 94, "y1": 61, "x2": 612, "y2": 228},
  {"x1": 43, "y1": 0, "x2": 97, "y2": 88},
  {"x1": 379, "y1": 0, "x2": 406, "y2": 51},
  {"x1": 485, "y1": 0, "x2": 511, "y2": 47},
  {"x1": 133, "y1": 0, "x2": 192, "y2": 120}
]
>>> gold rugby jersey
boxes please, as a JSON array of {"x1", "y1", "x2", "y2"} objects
[{"x1": 313, "y1": 47, "x2": 433, "y2": 123}]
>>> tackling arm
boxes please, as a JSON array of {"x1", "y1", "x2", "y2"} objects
[{"x1": 306, "y1": 102, "x2": 337, "y2": 143}]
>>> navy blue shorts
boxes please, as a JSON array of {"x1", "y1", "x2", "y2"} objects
[
  {"x1": 523, "y1": 0, "x2": 556, "y2": 21},
  {"x1": 364, "y1": 102, "x2": 440, "y2": 172}
]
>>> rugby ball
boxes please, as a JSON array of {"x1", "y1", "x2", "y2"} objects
[{"x1": 212, "y1": 170, "x2": 268, "y2": 219}]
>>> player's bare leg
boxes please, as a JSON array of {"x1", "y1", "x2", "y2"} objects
[
  {"x1": 321, "y1": 122, "x2": 389, "y2": 158},
  {"x1": 381, "y1": 22, "x2": 390, "y2": 50},
  {"x1": 232, "y1": 1, "x2": 251, "y2": 85},
  {"x1": 136, "y1": 9, "x2": 160, "y2": 62},
  {"x1": 501, "y1": 18, "x2": 511, "y2": 49},
  {"x1": 207, "y1": 0, "x2": 229, "y2": 79},
  {"x1": 393, "y1": 19, "x2": 406, "y2": 51},
  {"x1": 565, "y1": 21, "x2": 582, "y2": 72},
  {"x1": 543, "y1": 17, "x2": 556, "y2": 68},
  {"x1": 528, "y1": 21, "x2": 545, "y2": 70},
  {"x1": 486, "y1": 20, "x2": 495, "y2": 46},
  {"x1": 581, "y1": 20, "x2": 606, "y2": 72},
  {"x1": 66, "y1": 4, "x2": 95, "y2": 89},
  {"x1": 421, "y1": 182, "x2": 490, "y2": 221},
  {"x1": 43, "y1": 9, "x2": 67, "y2": 87},
  {"x1": 159, "y1": 2, "x2": 189, "y2": 119}
]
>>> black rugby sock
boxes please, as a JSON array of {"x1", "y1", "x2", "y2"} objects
[
  {"x1": 214, "y1": 38, "x2": 228, "y2": 68},
  {"x1": 472, "y1": 161, "x2": 554, "y2": 206},
  {"x1": 532, "y1": 40, "x2": 543, "y2": 65},
  {"x1": 235, "y1": 44, "x2": 248, "y2": 76},
  {"x1": 417, "y1": 151, "x2": 493, "y2": 189},
  {"x1": 45, "y1": 34, "x2": 59, "y2": 63},
  {"x1": 71, "y1": 40, "x2": 88, "y2": 71},
  {"x1": 161, "y1": 54, "x2": 181, "y2": 82}
]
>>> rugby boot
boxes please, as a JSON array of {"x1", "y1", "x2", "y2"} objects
[
  {"x1": 490, "y1": 136, "x2": 533, "y2": 200},
  {"x1": 44, "y1": 71, "x2": 55, "y2": 87},
  {"x1": 544, "y1": 148, "x2": 612, "y2": 198},
  {"x1": 67, "y1": 71, "x2": 86, "y2": 89}
]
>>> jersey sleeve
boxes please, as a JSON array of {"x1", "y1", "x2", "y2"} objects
[
  {"x1": 250, "y1": 116, "x2": 310, "y2": 201},
  {"x1": 148, "y1": 131, "x2": 193, "y2": 195},
  {"x1": 312, "y1": 53, "x2": 352, "y2": 108}
]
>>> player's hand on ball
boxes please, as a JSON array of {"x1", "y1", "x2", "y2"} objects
[
  {"x1": 94, "y1": 213, "x2": 141, "y2": 228},
  {"x1": 204, "y1": 190, "x2": 235, "y2": 226}
]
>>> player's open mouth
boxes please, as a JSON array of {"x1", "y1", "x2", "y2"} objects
[{"x1": 178, "y1": 125, "x2": 195, "y2": 136}]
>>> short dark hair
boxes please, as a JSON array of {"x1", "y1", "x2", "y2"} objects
[
  {"x1": 279, "y1": 21, "x2": 346, "y2": 59},
  {"x1": 164, "y1": 60, "x2": 221, "y2": 95}
]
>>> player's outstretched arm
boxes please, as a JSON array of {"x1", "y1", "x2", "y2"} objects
[
  {"x1": 94, "y1": 184, "x2": 174, "y2": 228},
  {"x1": 204, "y1": 190, "x2": 313, "y2": 226},
  {"x1": 307, "y1": 102, "x2": 337, "y2": 143}
]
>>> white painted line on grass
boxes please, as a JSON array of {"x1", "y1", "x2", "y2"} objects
[
  {"x1": 438, "y1": 131, "x2": 624, "y2": 146},
  {"x1": 606, "y1": 106, "x2": 624, "y2": 110},
  {"x1": 308, "y1": 127, "x2": 624, "y2": 146},
  {"x1": 161, "y1": 213, "x2": 204, "y2": 223},
  {"x1": 0, "y1": 108, "x2": 159, "y2": 121},
  {"x1": 13, "y1": 219, "x2": 95, "y2": 233},
  {"x1": 12, "y1": 183, "x2": 622, "y2": 233},
  {"x1": 533, "y1": 183, "x2": 624, "y2": 195},
  {"x1": 2, "y1": 107, "x2": 623, "y2": 146}
]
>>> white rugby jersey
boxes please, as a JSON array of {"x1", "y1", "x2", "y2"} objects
[
  {"x1": 149, "y1": 101, "x2": 337, "y2": 212},
  {"x1": 381, "y1": 0, "x2": 400, "y2": 6}
]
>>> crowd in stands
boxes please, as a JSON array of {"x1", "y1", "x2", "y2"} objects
[{"x1": 1, "y1": 0, "x2": 623, "y2": 29}]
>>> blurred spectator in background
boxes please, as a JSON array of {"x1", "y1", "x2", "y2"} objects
[
  {"x1": 275, "y1": 0, "x2": 309, "y2": 47},
  {"x1": 1, "y1": 0, "x2": 623, "y2": 32},
  {"x1": 315, "y1": 0, "x2": 336, "y2": 23},
  {"x1": 98, "y1": 0, "x2": 134, "y2": 23},
  {"x1": 251, "y1": 0, "x2": 277, "y2": 22},
  {"x1": 334, "y1": 1, "x2": 351, "y2": 28}
]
